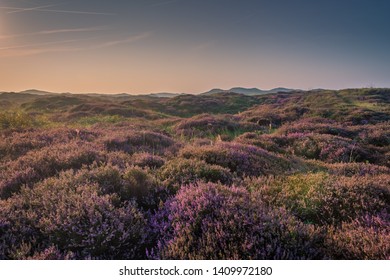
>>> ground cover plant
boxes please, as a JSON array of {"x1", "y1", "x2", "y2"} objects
[{"x1": 0, "y1": 88, "x2": 389, "y2": 259}]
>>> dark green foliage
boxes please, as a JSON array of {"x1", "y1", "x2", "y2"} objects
[{"x1": 158, "y1": 158, "x2": 233, "y2": 188}]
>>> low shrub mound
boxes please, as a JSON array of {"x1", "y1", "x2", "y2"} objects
[
  {"x1": 324, "y1": 162, "x2": 390, "y2": 176},
  {"x1": 41, "y1": 164, "x2": 165, "y2": 209},
  {"x1": 132, "y1": 152, "x2": 165, "y2": 169},
  {"x1": 102, "y1": 130, "x2": 176, "y2": 155},
  {"x1": 121, "y1": 167, "x2": 160, "y2": 204},
  {"x1": 0, "y1": 111, "x2": 40, "y2": 130},
  {"x1": 247, "y1": 173, "x2": 390, "y2": 225},
  {"x1": 276, "y1": 118, "x2": 355, "y2": 138},
  {"x1": 237, "y1": 133, "x2": 382, "y2": 164},
  {"x1": 0, "y1": 141, "x2": 104, "y2": 198},
  {"x1": 0, "y1": 128, "x2": 98, "y2": 162},
  {"x1": 150, "y1": 183, "x2": 324, "y2": 260},
  {"x1": 158, "y1": 158, "x2": 233, "y2": 188},
  {"x1": 0, "y1": 180, "x2": 147, "y2": 260},
  {"x1": 324, "y1": 212, "x2": 390, "y2": 259},
  {"x1": 180, "y1": 142, "x2": 290, "y2": 177},
  {"x1": 239, "y1": 102, "x2": 308, "y2": 128},
  {"x1": 174, "y1": 114, "x2": 259, "y2": 139},
  {"x1": 355, "y1": 123, "x2": 390, "y2": 147}
]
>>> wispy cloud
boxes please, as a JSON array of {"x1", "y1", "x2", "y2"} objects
[
  {"x1": 6, "y1": 4, "x2": 59, "y2": 14},
  {"x1": 0, "y1": 39, "x2": 80, "y2": 51},
  {"x1": 0, "y1": 27, "x2": 108, "y2": 40},
  {"x1": 0, "y1": 32, "x2": 152, "y2": 57},
  {"x1": 39, "y1": 27, "x2": 108, "y2": 35},
  {"x1": 0, "y1": 5, "x2": 114, "y2": 15},
  {"x1": 0, "y1": 46, "x2": 83, "y2": 57}
]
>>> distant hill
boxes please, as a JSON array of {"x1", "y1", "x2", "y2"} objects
[
  {"x1": 202, "y1": 87, "x2": 295, "y2": 96},
  {"x1": 19, "y1": 89, "x2": 61, "y2": 95},
  {"x1": 4, "y1": 87, "x2": 296, "y2": 98},
  {"x1": 149, "y1": 92, "x2": 184, "y2": 98}
]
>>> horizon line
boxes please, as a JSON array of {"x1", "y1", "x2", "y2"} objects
[{"x1": 2, "y1": 86, "x2": 389, "y2": 96}]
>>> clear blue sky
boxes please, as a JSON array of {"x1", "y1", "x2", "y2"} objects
[{"x1": 0, "y1": 0, "x2": 389, "y2": 93}]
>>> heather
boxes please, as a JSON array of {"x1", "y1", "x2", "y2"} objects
[
  {"x1": 180, "y1": 142, "x2": 291, "y2": 177},
  {"x1": 324, "y1": 212, "x2": 390, "y2": 259},
  {"x1": 158, "y1": 158, "x2": 233, "y2": 189},
  {"x1": 0, "y1": 179, "x2": 147, "y2": 259},
  {"x1": 150, "y1": 183, "x2": 325, "y2": 260},
  {"x1": 0, "y1": 88, "x2": 389, "y2": 259},
  {"x1": 246, "y1": 173, "x2": 390, "y2": 225},
  {"x1": 174, "y1": 114, "x2": 259, "y2": 139}
]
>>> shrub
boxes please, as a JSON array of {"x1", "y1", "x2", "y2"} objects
[
  {"x1": 239, "y1": 133, "x2": 381, "y2": 164},
  {"x1": 37, "y1": 164, "x2": 165, "y2": 209},
  {"x1": 0, "y1": 127, "x2": 98, "y2": 162},
  {"x1": 0, "y1": 180, "x2": 147, "y2": 260},
  {"x1": 105, "y1": 151, "x2": 133, "y2": 169},
  {"x1": 276, "y1": 118, "x2": 355, "y2": 138},
  {"x1": 0, "y1": 111, "x2": 37, "y2": 130},
  {"x1": 356, "y1": 123, "x2": 390, "y2": 147},
  {"x1": 0, "y1": 141, "x2": 104, "y2": 198},
  {"x1": 158, "y1": 158, "x2": 233, "y2": 188},
  {"x1": 121, "y1": 167, "x2": 157, "y2": 202},
  {"x1": 174, "y1": 114, "x2": 259, "y2": 139},
  {"x1": 247, "y1": 173, "x2": 390, "y2": 225},
  {"x1": 325, "y1": 162, "x2": 390, "y2": 176},
  {"x1": 180, "y1": 142, "x2": 290, "y2": 177},
  {"x1": 132, "y1": 152, "x2": 165, "y2": 169},
  {"x1": 235, "y1": 132, "x2": 283, "y2": 153},
  {"x1": 325, "y1": 212, "x2": 390, "y2": 259},
  {"x1": 103, "y1": 130, "x2": 176, "y2": 155},
  {"x1": 150, "y1": 183, "x2": 324, "y2": 259},
  {"x1": 27, "y1": 246, "x2": 75, "y2": 260}
]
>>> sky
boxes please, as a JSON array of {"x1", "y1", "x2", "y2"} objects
[{"x1": 0, "y1": 0, "x2": 389, "y2": 94}]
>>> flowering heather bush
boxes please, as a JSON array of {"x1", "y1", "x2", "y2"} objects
[
  {"x1": 174, "y1": 114, "x2": 237, "y2": 136},
  {"x1": 235, "y1": 132, "x2": 284, "y2": 153},
  {"x1": 174, "y1": 114, "x2": 259, "y2": 139},
  {"x1": 340, "y1": 107, "x2": 390, "y2": 125},
  {"x1": 106, "y1": 151, "x2": 133, "y2": 169},
  {"x1": 121, "y1": 167, "x2": 159, "y2": 203},
  {"x1": 158, "y1": 158, "x2": 233, "y2": 188},
  {"x1": 295, "y1": 134, "x2": 368, "y2": 163},
  {"x1": 276, "y1": 118, "x2": 355, "y2": 138},
  {"x1": 36, "y1": 164, "x2": 165, "y2": 209},
  {"x1": 324, "y1": 212, "x2": 390, "y2": 259},
  {"x1": 27, "y1": 246, "x2": 75, "y2": 260},
  {"x1": 0, "y1": 180, "x2": 147, "y2": 260},
  {"x1": 150, "y1": 183, "x2": 325, "y2": 260},
  {"x1": 240, "y1": 132, "x2": 380, "y2": 164},
  {"x1": 239, "y1": 103, "x2": 307, "y2": 128},
  {"x1": 132, "y1": 152, "x2": 165, "y2": 169},
  {"x1": 324, "y1": 162, "x2": 390, "y2": 176},
  {"x1": 0, "y1": 88, "x2": 389, "y2": 260},
  {"x1": 102, "y1": 130, "x2": 176, "y2": 155},
  {"x1": 75, "y1": 164, "x2": 170, "y2": 210},
  {"x1": 0, "y1": 127, "x2": 99, "y2": 162},
  {"x1": 180, "y1": 142, "x2": 290, "y2": 177},
  {"x1": 0, "y1": 141, "x2": 104, "y2": 198},
  {"x1": 247, "y1": 173, "x2": 390, "y2": 225},
  {"x1": 355, "y1": 123, "x2": 390, "y2": 147}
]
